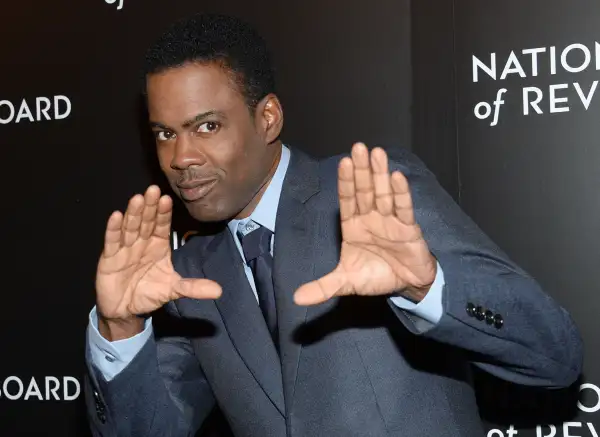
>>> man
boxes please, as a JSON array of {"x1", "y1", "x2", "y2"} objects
[{"x1": 84, "y1": 13, "x2": 583, "y2": 437}]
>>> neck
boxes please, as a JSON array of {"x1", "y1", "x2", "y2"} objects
[{"x1": 234, "y1": 142, "x2": 283, "y2": 220}]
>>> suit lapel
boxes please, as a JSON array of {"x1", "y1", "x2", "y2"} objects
[
  {"x1": 273, "y1": 148, "x2": 321, "y2": 410},
  {"x1": 202, "y1": 231, "x2": 286, "y2": 415}
]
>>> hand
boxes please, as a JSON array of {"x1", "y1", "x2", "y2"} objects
[
  {"x1": 294, "y1": 143, "x2": 437, "y2": 306},
  {"x1": 95, "y1": 185, "x2": 222, "y2": 340}
]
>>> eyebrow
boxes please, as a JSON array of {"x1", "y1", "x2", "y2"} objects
[{"x1": 149, "y1": 110, "x2": 225, "y2": 130}]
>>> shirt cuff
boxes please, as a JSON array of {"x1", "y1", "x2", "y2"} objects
[
  {"x1": 86, "y1": 306, "x2": 153, "y2": 381},
  {"x1": 389, "y1": 261, "x2": 445, "y2": 325}
]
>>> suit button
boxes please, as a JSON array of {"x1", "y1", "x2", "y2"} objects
[
  {"x1": 466, "y1": 303, "x2": 475, "y2": 317},
  {"x1": 475, "y1": 306, "x2": 485, "y2": 321},
  {"x1": 485, "y1": 310, "x2": 494, "y2": 325},
  {"x1": 493, "y1": 314, "x2": 504, "y2": 329},
  {"x1": 98, "y1": 412, "x2": 106, "y2": 424}
]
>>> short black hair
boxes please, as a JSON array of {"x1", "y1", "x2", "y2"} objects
[{"x1": 143, "y1": 13, "x2": 276, "y2": 109}]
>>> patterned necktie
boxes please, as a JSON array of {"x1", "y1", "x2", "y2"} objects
[{"x1": 238, "y1": 222, "x2": 278, "y2": 345}]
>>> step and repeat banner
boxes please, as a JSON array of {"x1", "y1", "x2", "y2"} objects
[
  {"x1": 1, "y1": 0, "x2": 596, "y2": 436},
  {"x1": 0, "y1": 0, "x2": 410, "y2": 435},
  {"x1": 452, "y1": 1, "x2": 600, "y2": 436}
]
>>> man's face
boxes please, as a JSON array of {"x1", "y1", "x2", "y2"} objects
[{"x1": 146, "y1": 62, "x2": 280, "y2": 222}]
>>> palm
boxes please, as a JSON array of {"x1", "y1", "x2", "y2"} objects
[
  {"x1": 339, "y1": 211, "x2": 433, "y2": 295},
  {"x1": 97, "y1": 234, "x2": 176, "y2": 318},
  {"x1": 95, "y1": 186, "x2": 221, "y2": 322},
  {"x1": 295, "y1": 144, "x2": 436, "y2": 305}
]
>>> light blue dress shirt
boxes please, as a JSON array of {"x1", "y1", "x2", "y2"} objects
[{"x1": 87, "y1": 145, "x2": 445, "y2": 381}]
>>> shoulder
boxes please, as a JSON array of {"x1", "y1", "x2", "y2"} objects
[
  {"x1": 315, "y1": 145, "x2": 434, "y2": 187},
  {"x1": 287, "y1": 145, "x2": 435, "y2": 214}
]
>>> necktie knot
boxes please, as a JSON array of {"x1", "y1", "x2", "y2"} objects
[{"x1": 238, "y1": 222, "x2": 273, "y2": 263}]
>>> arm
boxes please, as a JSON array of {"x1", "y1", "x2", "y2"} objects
[
  {"x1": 387, "y1": 148, "x2": 583, "y2": 388},
  {"x1": 87, "y1": 307, "x2": 153, "y2": 381},
  {"x1": 84, "y1": 303, "x2": 215, "y2": 437},
  {"x1": 87, "y1": 185, "x2": 221, "y2": 436}
]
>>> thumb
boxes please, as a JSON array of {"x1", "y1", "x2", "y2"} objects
[
  {"x1": 174, "y1": 278, "x2": 222, "y2": 301},
  {"x1": 294, "y1": 268, "x2": 348, "y2": 306}
]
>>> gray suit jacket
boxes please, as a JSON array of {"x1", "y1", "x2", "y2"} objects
[{"x1": 84, "y1": 147, "x2": 583, "y2": 437}]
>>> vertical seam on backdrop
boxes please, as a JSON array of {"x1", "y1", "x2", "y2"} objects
[
  {"x1": 408, "y1": 0, "x2": 413, "y2": 153},
  {"x1": 451, "y1": 0, "x2": 462, "y2": 205}
]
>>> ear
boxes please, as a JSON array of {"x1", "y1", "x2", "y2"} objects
[{"x1": 256, "y1": 94, "x2": 284, "y2": 144}]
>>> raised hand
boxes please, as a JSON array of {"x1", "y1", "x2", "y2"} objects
[
  {"x1": 95, "y1": 185, "x2": 221, "y2": 340},
  {"x1": 294, "y1": 143, "x2": 437, "y2": 306}
]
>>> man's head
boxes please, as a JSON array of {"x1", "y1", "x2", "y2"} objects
[{"x1": 143, "y1": 14, "x2": 284, "y2": 222}]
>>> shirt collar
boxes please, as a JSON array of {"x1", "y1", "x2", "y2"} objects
[{"x1": 227, "y1": 144, "x2": 291, "y2": 237}]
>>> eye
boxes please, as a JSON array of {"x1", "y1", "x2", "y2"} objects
[
  {"x1": 197, "y1": 121, "x2": 220, "y2": 134},
  {"x1": 155, "y1": 131, "x2": 175, "y2": 142}
]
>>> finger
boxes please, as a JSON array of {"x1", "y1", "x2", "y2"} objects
[
  {"x1": 153, "y1": 195, "x2": 173, "y2": 240},
  {"x1": 351, "y1": 143, "x2": 374, "y2": 215},
  {"x1": 173, "y1": 278, "x2": 223, "y2": 301},
  {"x1": 103, "y1": 211, "x2": 123, "y2": 257},
  {"x1": 391, "y1": 171, "x2": 416, "y2": 225},
  {"x1": 338, "y1": 157, "x2": 356, "y2": 221},
  {"x1": 371, "y1": 147, "x2": 393, "y2": 215},
  {"x1": 294, "y1": 268, "x2": 348, "y2": 306},
  {"x1": 139, "y1": 186, "x2": 161, "y2": 240},
  {"x1": 121, "y1": 195, "x2": 145, "y2": 247}
]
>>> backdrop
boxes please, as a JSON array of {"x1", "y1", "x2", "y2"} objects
[
  {"x1": 413, "y1": 1, "x2": 600, "y2": 436},
  {"x1": 0, "y1": 0, "x2": 411, "y2": 435},
  {"x1": 1, "y1": 1, "x2": 597, "y2": 436}
]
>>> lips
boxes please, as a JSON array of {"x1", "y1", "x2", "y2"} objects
[{"x1": 177, "y1": 179, "x2": 218, "y2": 202}]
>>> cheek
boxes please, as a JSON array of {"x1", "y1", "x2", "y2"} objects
[
  {"x1": 210, "y1": 142, "x2": 246, "y2": 180},
  {"x1": 214, "y1": 159, "x2": 252, "y2": 201},
  {"x1": 156, "y1": 146, "x2": 180, "y2": 188},
  {"x1": 156, "y1": 145, "x2": 172, "y2": 170}
]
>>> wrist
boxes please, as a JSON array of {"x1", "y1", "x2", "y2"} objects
[
  {"x1": 401, "y1": 256, "x2": 437, "y2": 302},
  {"x1": 400, "y1": 285, "x2": 431, "y2": 303},
  {"x1": 97, "y1": 314, "x2": 145, "y2": 341}
]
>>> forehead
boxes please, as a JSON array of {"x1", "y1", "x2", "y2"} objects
[{"x1": 146, "y1": 63, "x2": 244, "y2": 120}]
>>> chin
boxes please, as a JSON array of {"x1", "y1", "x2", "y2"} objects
[{"x1": 185, "y1": 201, "x2": 231, "y2": 224}]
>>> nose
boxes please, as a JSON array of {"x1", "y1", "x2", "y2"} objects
[{"x1": 170, "y1": 135, "x2": 207, "y2": 170}]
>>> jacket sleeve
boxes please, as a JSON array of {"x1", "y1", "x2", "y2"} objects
[
  {"x1": 386, "y1": 148, "x2": 583, "y2": 389},
  {"x1": 84, "y1": 302, "x2": 215, "y2": 437}
]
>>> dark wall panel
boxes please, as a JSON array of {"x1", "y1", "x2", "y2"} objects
[
  {"x1": 0, "y1": 1, "x2": 411, "y2": 436},
  {"x1": 410, "y1": 0, "x2": 460, "y2": 200},
  {"x1": 452, "y1": 1, "x2": 600, "y2": 435}
]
